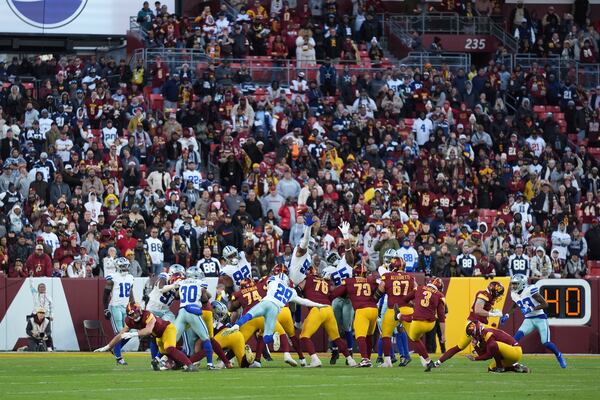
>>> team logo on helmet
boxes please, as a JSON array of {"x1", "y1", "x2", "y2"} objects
[
  {"x1": 8, "y1": 0, "x2": 88, "y2": 29},
  {"x1": 487, "y1": 281, "x2": 505, "y2": 300}
]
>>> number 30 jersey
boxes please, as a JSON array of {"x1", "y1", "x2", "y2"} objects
[
  {"x1": 221, "y1": 251, "x2": 252, "y2": 291},
  {"x1": 511, "y1": 284, "x2": 545, "y2": 319},
  {"x1": 263, "y1": 276, "x2": 297, "y2": 309},
  {"x1": 178, "y1": 278, "x2": 208, "y2": 308},
  {"x1": 107, "y1": 273, "x2": 134, "y2": 307}
]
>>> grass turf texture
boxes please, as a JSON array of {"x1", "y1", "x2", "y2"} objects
[{"x1": 0, "y1": 353, "x2": 598, "y2": 399}]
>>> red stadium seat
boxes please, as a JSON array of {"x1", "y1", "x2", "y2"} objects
[
  {"x1": 149, "y1": 94, "x2": 164, "y2": 111},
  {"x1": 546, "y1": 106, "x2": 561, "y2": 113},
  {"x1": 587, "y1": 261, "x2": 600, "y2": 277},
  {"x1": 533, "y1": 105, "x2": 546, "y2": 113}
]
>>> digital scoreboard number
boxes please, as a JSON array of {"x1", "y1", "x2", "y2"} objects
[{"x1": 537, "y1": 279, "x2": 592, "y2": 326}]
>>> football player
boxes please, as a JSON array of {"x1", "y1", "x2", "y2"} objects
[
  {"x1": 171, "y1": 267, "x2": 217, "y2": 369},
  {"x1": 395, "y1": 277, "x2": 446, "y2": 372},
  {"x1": 257, "y1": 264, "x2": 306, "y2": 366},
  {"x1": 464, "y1": 321, "x2": 530, "y2": 373},
  {"x1": 331, "y1": 261, "x2": 378, "y2": 367},
  {"x1": 223, "y1": 272, "x2": 327, "y2": 359},
  {"x1": 436, "y1": 281, "x2": 504, "y2": 366},
  {"x1": 322, "y1": 221, "x2": 355, "y2": 364},
  {"x1": 298, "y1": 266, "x2": 357, "y2": 367},
  {"x1": 144, "y1": 266, "x2": 180, "y2": 322},
  {"x1": 228, "y1": 278, "x2": 296, "y2": 367},
  {"x1": 374, "y1": 254, "x2": 416, "y2": 367},
  {"x1": 501, "y1": 274, "x2": 566, "y2": 368},
  {"x1": 95, "y1": 302, "x2": 198, "y2": 372},
  {"x1": 102, "y1": 257, "x2": 134, "y2": 365},
  {"x1": 219, "y1": 245, "x2": 252, "y2": 296},
  {"x1": 287, "y1": 211, "x2": 319, "y2": 285},
  {"x1": 191, "y1": 300, "x2": 255, "y2": 368}
]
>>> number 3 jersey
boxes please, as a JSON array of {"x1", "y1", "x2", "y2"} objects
[
  {"x1": 221, "y1": 251, "x2": 252, "y2": 291},
  {"x1": 147, "y1": 273, "x2": 176, "y2": 312},
  {"x1": 510, "y1": 285, "x2": 545, "y2": 318},
  {"x1": 107, "y1": 273, "x2": 134, "y2": 307}
]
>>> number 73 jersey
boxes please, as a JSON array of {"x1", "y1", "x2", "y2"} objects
[
  {"x1": 332, "y1": 277, "x2": 379, "y2": 309},
  {"x1": 510, "y1": 285, "x2": 545, "y2": 318},
  {"x1": 107, "y1": 273, "x2": 134, "y2": 307}
]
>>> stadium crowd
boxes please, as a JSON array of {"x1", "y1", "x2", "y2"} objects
[{"x1": 0, "y1": 0, "x2": 599, "y2": 282}]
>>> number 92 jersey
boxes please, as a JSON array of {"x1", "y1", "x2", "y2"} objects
[
  {"x1": 322, "y1": 259, "x2": 353, "y2": 288},
  {"x1": 510, "y1": 285, "x2": 545, "y2": 318},
  {"x1": 263, "y1": 276, "x2": 297, "y2": 309},
  {"x1": 220, "y1": 251, "x2": 252, "y2": 291}
]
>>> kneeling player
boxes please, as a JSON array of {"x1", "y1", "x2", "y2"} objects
[
  {"x1": 396, "y1": 277, "x2": 446, "y2": 372},
  {"x1": 465, "y1": 321, "x2": 530, "y2": 373},
  {"x1": 95, "y1": 303, "x2": 198, "y2": 372},
  {"x1": 298, "y1": 266, "x2": 357, "y2": 367}
]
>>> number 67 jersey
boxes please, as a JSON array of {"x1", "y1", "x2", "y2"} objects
[{"x1": 511, "y1": 284, "x2": 545, "y2": 318}]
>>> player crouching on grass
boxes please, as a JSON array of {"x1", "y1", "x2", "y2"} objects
[
  {"x1": 464, "y1": 321, "x2": 530, "y2": 373},
  {"x1": 95, "y1": 302, "x2": 199, "y2": 372}
]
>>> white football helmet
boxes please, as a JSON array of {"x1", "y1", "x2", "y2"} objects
[
  {"x1": 223, "y1": 245, "x2": 240, "y2": 265},
  {"x1": 510, "y1": 274, "x2": 528, "y2": 293},
  {"x1": 186, "y1": 265, "x2": 205, "y2": 280},
  {"x1": 383, "y1": 248, "x2": 397, "y2": 265},
  {"x1": 116, "y1": 257, "x2": 130, "y2": 275},
  {"x1": 168, "y1": 264, "x2": 186, "y2": 275},
  {"x1": 326, "y1": 251, "x2": 341, "y2": 267}
]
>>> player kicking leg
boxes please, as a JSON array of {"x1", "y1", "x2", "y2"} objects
[{"x1": 501, "y1": 274, "x2": 566, "y2": 368}]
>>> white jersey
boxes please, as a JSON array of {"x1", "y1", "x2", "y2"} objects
[
  {"x1": 322, "y1": 258, "x2": 353, "y2": 287},
  {"x1": 178, "y1": 278, "x2": 208, "y2": 308},
  {"x1": 288, "y1": 246, "x2": 312, "y2": 285},
  {"x1": 40, "y1": 232, "x2": 60, "y2": 257},
  {"x1": 397, "y1": 247, "x2": 419, "y2": 272},
  {"x1": 387, "y1": 79, "x2": 403, "y2": 96},
  {"x1": 147, "y1": 273, "x2": 176, "y2": 312},
  {"x1": 263, "y1": 276, "x2": 298, "y2": 309},
  {"x1": 182, "y1": 170, "x2": 203, "y2": 190},
  {"x1": 145, "y1": 237, "x2": 164, "y2": 264},
  {"x1": 221, "y1": 251, "x2": 252, "y2": 291},
  {"x1": 511, "y1": 284, "x2": 545, "y2": 318},
  {"x1": 107, "y1": 273, "x2": 134, "y2": 307},
  {"x1": 102, "y1": 126, "x2": 118, "y2": 148}
]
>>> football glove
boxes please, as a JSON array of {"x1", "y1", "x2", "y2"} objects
[
  {"x1": 94, "y1": 345, "x2": 110, "y2": 352},
  {"x1": 489, "y1": 309, "x2": 503, "y2": 317},
  {"x1": 500, "y1": 314, "x2": 510, "y2": 325},
  {"x1": 103, "y1": 309, "x2": 111, "y2": 320},
  {"x1": 338, "y1": 221, "x2": 351, "y2": 240},
  {"x1": 304, "y1": 213, "x2": 314, "y2": 227},
  {"x1": 121, "y1": 331, "x2": 139, "y2": 340}
]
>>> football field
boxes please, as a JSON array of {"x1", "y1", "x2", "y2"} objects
[{"x1": 0, "y1": 353, "x2": 598, "y2": 399}]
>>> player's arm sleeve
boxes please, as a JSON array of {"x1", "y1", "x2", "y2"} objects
[
  {"x1": 474, "y1": 338, "x2": 497, "y2": 361},
  {"x1": 331, "y1": 283, "x2": 347, "y2": 298},
  {"x1": 299, "y1": 224, "x2": 312, "y2": 250},
  {"x1": 291, "y1": 294, "x2": 324, "y2": 308},
  {"x1": 437, "y1": 297, "x2": 446, "y2": 323}
]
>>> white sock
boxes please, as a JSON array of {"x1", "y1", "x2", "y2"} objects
[
  {"x1": 284, "y1": 352, "x2": 291, "y2": 358},
  {"x1": 384, "y1": 356, "x2": 392, "y2": 365},
  {"x1": 311, "y1": 354, "x2": 320, "y2": 363}
]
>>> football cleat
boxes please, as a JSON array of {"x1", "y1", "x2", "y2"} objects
[
  {"x1": 512, "y1": 363, "x2": 531, "y2": 373},
  {"x1": 244, "y1": 345, "x2": 255, "y2": 364},
  {"x1": 272, "y1": 332, "x2": 281, "y2": 352},
  {"x1": 299, "y1": 358, "x2": 307, "y2": 367},
  {"x1": 151, "y1": 357, "x2": 161, "y2": 371},
  {"x1": 206, "y1": 363, "x2": 217, "y2": 370},
  {"x1": 557, "y1": 352, "x2": 567, "y2": 369},
  {"x1": 375, "y1": 356, "x2": 384, "y2": 364},
  {"x1": 488, "y1": 366, "x2": 506, "y2": 373},
  {"x1": 262, "y1": 346, "x2": 273, "y2": 361},
  {"x1": 424, "y1": 360, "x2": 436, "y2": 372},
  {"x1": 398, "y1": 357, "x2": 412, "y2": 367},
  {"x1": 330, "y1": 349, "x2": 339, "y2": 365},
  {"x1": 183, "y1": 364, "x2": 199, "y2": 372},
  {"x1": 306, "y1": 359, "x2": 322, "y2": 368},
  {"x1": 391, "y1": 355, "x2": 398, "y2": 364},
  {"x1": 358, "y1": 358, "x2": 372, "y2": 368},
  {"x1": 116, "y1": 358, "x2": 128, "y2": 366},
  {"x1": 283, "y1": 352, "x2": 298, "y2": 367},
  {"x1": 215, "y1": 360, "x2": 226, "y2": 369},
  {"x1": 346, "y1": 357, "x2": 357, "y2": 367},
  {"x1": 249, "y1": 361, "x2": 262, "y2": 368}
]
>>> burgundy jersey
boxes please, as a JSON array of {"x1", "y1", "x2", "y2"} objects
[
  {"x1": 482, "y1": 327, "x2": 518, "y2": 346},
  {"x1": 256, "y1": 276, "x2": 269, "y2": 298},
  {"x1": 231, "y1": 285, "x2": 262, "y2": 314},
  {"x1": 408, "y1": 285, "x2": 446, "y2": 323},
  {"x1": 302, "y1": 275, "x2": 332, "y2": 305},
  {"x1": 381, "y1": 272, "x2": 416, "y2": 308},
  {"x1": 332, "y1": 276, "x2": 378, "y2": 310},
  {"x1": 468, "y1": 290, "x2": 495, "y2": 324},
  {"x1": 125, "y1": 310, "x2": 169, "y2": 337}
]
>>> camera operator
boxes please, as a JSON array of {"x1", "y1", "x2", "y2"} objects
[{"x1": 26, "y1": 307, "x2": 53, "y2": 351}]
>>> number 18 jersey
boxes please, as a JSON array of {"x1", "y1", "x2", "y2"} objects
[
  {"x1": 107, "y1": 273, "x2": 134, "y2": 307},
  {"x1": 511, "y1": 285, "x2": 545, "y2": 318}
]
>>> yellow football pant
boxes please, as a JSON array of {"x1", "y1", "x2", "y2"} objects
[
  {"x1": 489, "y1": 343, "x2": 523, "y2": 369},
  {"x1": 354, "y1": 307, "x2": 378, "y2": 338},
  {"x1": 381, "y1": 306, "x2": 413, "y2": 337},
  {"x1": 239, "y1": 316, "x2": 286, "y2": 342},
  {"x1": 407, "y1": 320, "x2": 436, "y2": 341},
  {"x1": 156, "y1": 323, "x2": 177, "y2": 354},
  {"x1": 300, "y1": 306, "x2": 341, "y2": 340},
  {"x1": 202, "y1": 310, "x2": 214, "y2": 338},
  {"x1": 277, "y1": 307, "x2": 296, "y2": 337},
  {"x1": 214, "y1": 330, "x2": 246, "y2": 365}
]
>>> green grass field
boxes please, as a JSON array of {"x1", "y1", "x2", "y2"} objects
[{"x1": 0, "y1": 353, "x2": 598, "y2": 399}]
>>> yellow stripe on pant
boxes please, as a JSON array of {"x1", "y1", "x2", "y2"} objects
[
  {"x1": 444, "y1": 277, "x2": 510, "y2": 354},
  {"x1": 202, "y1": 310, "x2": 214, "y2": 338}
]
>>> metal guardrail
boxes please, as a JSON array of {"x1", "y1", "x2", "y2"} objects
[
  {"x1": 507, "y1": 54, "x2": 600, "y2": 89},
  {"x1": 398, "y1": 52, "x2": 471, "y2": 73}
]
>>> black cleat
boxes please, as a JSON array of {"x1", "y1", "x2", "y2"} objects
[
  {"x1": 399, "y1": 357, "x2": 412, "y2": 367},
  {"x1": 330, "y1": 349, "x2": 339, "y2": 365},
  {"x1": 262, "y1": 347, "x2": 273, "y2": 362},
  {"x1": 183, "y1": 364, "x2": 199, "y2": 372},
  {"x1": 391, "y1": 355, "x2": 398, "y2": 364},
  {"x1": 488, "y1": 367, "x2": 506, "y2": 373},
  {"x1": 116, "y1": 358, "x2": 128, "y2": 366},
  {"x1": 424, "y1": 360, "x2": 435, "y2": 372},
  {"x1": 151, "y1": 357, "x2": 160, "y2": 371},
  {"x1": 375, "y1": 356, "x2": 384, "y2": 364}
]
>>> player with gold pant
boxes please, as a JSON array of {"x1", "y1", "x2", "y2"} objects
[
  {"x1": 354, "y1": 307, "x2": 378, "y2": 338},
  {"x1": 407, "y1": 320, "x2": 436, "y2": 341},
  {"x1": 214, "y1": 330, "x2": 247, "y2": 366},
  {"x1": 381, "y1": 306, "x2": 413, "y2": 337},
  {"x1": 239, "y1": 316, "x2": 287, "y2": 341},
  {"x1": 277, "y1": 306, "x2": 305, "y2": 362},
  {"x1": 156, "y1": 323, "x2": 177, "y2": 354},
  {"x1": 489, "y1": 342, "x2": 523, "y2": 368},
  {"x1": 301, "y1": 306, "x2": 341, "y2": 339},
  {"x1": 202, "y1": 310, "x2": 214, "y2": 338}
]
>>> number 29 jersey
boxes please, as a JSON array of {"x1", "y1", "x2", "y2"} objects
[
  {"x1": 220, "y1": 251, "x2": 252, "y2": 291},
  {"x1": 263, "y1": 276, "x2": 297, "y2": 309},
  {"x1": 510, "y1": 284, "x2": 545, "y2": 318},
  {"x1": 107, "y1": 273, "x2": 134, "y2": 307}
]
